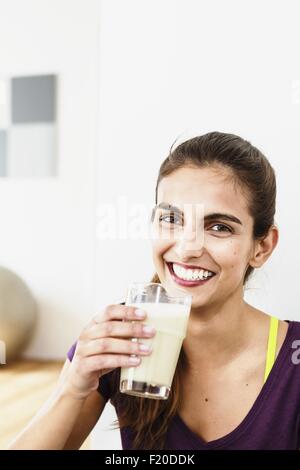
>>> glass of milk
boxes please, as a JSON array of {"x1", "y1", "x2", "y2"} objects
[{"x1": 119, "y1": 283, "x2": 192, "y2": 400}]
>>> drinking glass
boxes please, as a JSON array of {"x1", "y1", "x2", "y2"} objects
[{"x1": 119, "y1": 283, "x2": 192, "y2": 400}]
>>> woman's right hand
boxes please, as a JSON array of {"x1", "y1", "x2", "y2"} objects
[{"x1": 62, "y1": 304, "x2": 156, "y2": 400}]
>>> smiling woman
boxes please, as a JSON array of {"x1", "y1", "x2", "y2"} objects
[
  {"x1": 103, "y1": 131, "x2": 300, "y2": 450},
  {"x1": 9, "y1": 131, "x2": 300, "y2": 451}
]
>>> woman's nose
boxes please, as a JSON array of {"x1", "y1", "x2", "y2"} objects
[{"x1": 174, "y1": 230, "x2": 204, "y2": 260}]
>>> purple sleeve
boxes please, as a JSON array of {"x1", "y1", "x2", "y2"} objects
[
  {"x1": 66, "y1": 340, "x2": 114, "y2": 402},
  {"x1": 67, "y1": 342, "x2": 77, "y2": 361}
]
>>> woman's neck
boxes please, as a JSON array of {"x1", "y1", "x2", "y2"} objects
[{"x1": 182, "y1": 292, "x2": 268, "y2": 373}]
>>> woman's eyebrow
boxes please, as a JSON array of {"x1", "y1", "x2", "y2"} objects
[{"x1": 155, "y1": 202, "x2": 243, "y2": 226}]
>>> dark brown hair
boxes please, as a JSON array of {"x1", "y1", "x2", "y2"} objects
[{"x1": 108, "y1": 131, "x2": 277, "y2": 449}]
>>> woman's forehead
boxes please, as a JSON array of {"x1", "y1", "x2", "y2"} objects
[{"x1": 157, "y1": 166, "x2": 251, "y2": 223}]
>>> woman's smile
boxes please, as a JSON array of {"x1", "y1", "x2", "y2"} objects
[{"x1": 166, "y1": 261, "x2": 217, "y2": 288}]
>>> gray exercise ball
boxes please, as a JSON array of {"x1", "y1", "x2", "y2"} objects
[{"x1": 0, "y1": 266, "x2": 38, "y2": 362}]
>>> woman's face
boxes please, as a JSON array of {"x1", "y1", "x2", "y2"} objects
[{"x1": 151, "y1": 165, "x2": 256, "y2": 308}]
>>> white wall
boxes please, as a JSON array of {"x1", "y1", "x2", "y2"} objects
[
  {"x1": 93, "y1": 0, "x2": 300, "y2": 450},
  {"x1": 0, "y1": 0, "x2": 100, "y2": 358}
]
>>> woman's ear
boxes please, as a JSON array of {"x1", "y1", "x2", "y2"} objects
[{"x1": 249, "y1": 225, "x2": 279, "y2": 269}]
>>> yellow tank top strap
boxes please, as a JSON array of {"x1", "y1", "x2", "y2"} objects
[{"x1": 263, "y1": 315, "x2": 279, "y2": 384}]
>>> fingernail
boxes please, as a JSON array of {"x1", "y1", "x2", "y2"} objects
[
  {"x1": 135, "y1": 309, "x2": 146, "y2": 317},
  {"x1": 129, "y1": 356, "x2": 141, "y2": 364},
  {"x1": 139, "y1": 343, "x2": 151, "y2": 351},
  {"x1": 142, "y1": 325, "x2": 156, "y2": 334}
]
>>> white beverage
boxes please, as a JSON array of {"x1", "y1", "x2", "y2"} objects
[{"x1": 120, "y1": 301, "x2": 191, "y2": 399}]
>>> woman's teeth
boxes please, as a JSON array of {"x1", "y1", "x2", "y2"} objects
[{"x1": 172, "y1": 263, "x2": 214, "y2": 281}]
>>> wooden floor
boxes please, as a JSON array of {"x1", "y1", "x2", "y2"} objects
[{"x1": 0, "y1": 360, "x2": 90, "y2": 450}]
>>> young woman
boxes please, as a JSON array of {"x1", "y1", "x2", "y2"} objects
[{"x1": 9, "y1": 132, "x2": 300, "y2": 450}]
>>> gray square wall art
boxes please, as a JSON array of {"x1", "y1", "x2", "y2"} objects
[
  {"x1": 0, "y1": 74, "x2": 57, "y2": 178},
  {"x1": 12, "y1": 75, "x2": 56, "y2": 124}
]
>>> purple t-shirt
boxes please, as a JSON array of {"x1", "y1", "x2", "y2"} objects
[{"x1": 67, "y1": 319, "x2": 300, "y2": 450}]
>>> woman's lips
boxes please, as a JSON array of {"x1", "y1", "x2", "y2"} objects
[
  {"x1": 166, "y1": 262, "x2": 216, "y2": 287},
  {"x1": 169, "y1": 260, "x2": 215, "y2": 272}
]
